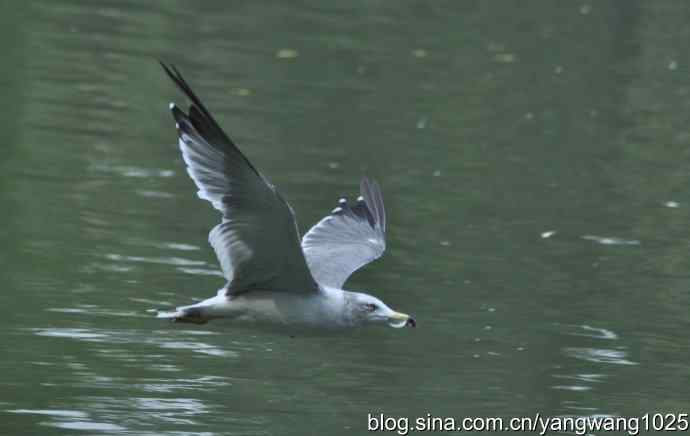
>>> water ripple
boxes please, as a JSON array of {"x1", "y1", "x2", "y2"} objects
[
  {"x1": 105, "y1": 253, "x2": 206, "y2": 266},
  {"x1": 7, "y1": 409, "x2": 126, "y2": 432},
  {"x1": 581, "y1": 235, "x2": 640, "y2": 246},
  {"x1": 562, "y1": 347, "x2": 638, "y2": 366},
  {"x1": 90, "y1": 163, "x2": 175, "y2": 178},
  {"x1": 30, "y1": 327, "x2": 235, "y2": 359}
]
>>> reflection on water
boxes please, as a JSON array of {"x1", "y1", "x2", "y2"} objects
[
  {"x1": 9, "y1": 409, "x2": 89, "y2": 418},
  {"x1": 48, "y1": 421, "x2": 126, "y2": 432},
  {"x1": 157, "y1": 342, "x2": 236, "y2": 358},
  {"x1": 8, "y1": 409, "x2": 125, "y2": 433},
  {"x1": 581, "y1": 235, "x2": 641, "y2": 246},
  {"x1": 2, "y1": 1, "x2": 690, "y2": 435},
  {"x1": 89, "y1": 164, "x2": 176, "y2": 179},
  {"x1": 559, "y1": 324, "x2": 619, "y2": 340},
  {"x1": 104, "y1": 253, "x2": 207, "y2": 267},
  {"x1": 548, "y1": 323, "x2": 639, "y2": 418},
  {"x1": 176, "y1": 267, "x2": 225, "y2": 277},
  {"x1": 34, "y1": 328, "x2": 109, "y2": 340},
  {"x1": 32, "y1": 327, "x2": 234, "y2": 358},
  {"x1": 563, "y1": 347, "x2": 637, "y2": 366}
]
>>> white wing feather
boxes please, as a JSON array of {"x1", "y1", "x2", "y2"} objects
[{"x1": 302, "y1": 178, "x2": 386, "y2": 289}]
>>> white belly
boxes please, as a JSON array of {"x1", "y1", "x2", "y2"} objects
[{"x1": 185, "y1": 288, "x2": 346, "y2": 328}]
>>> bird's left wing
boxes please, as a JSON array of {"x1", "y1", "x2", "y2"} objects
[
  {"x1": 161, "y1": 62, "x2": 318, "y2": 294},
  {"x1": 301, "y1": 177, "x2": 386, "y2": 289}
]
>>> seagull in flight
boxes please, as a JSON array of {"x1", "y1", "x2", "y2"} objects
[{"x1": 151, "y1": 63, "x2": 415, "y2": 330}]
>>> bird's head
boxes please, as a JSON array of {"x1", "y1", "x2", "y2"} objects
[{"x1": 348, "y1": 292, "x2": 416, "y2": 328}]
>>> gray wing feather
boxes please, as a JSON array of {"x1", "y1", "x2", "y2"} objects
[
  {"x1": 301, "y1": 177, "x2": 386, "y2": 289},
  {"x1": 161, "y1": 63, "x2": 318, "y2": 294}
]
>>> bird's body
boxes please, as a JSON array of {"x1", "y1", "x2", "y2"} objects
[
  {"x1": 152, "y1": 63, "x2": 415, "y2": 330},
  {"x1": 159, "y1": 287, "x2": 360, "y2": 328}
]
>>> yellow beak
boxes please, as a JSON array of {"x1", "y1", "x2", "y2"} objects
[{"x1": 388, "y1": 311, "x2": 415, "y2": 328}]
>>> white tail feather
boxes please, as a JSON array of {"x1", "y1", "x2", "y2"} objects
[{"x1": 147, "y1": 309, "x2": 183, "y2": 319}]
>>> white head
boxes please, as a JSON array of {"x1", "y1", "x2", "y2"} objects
[{"x1": 346, "y1": 291, "x2": 416, "y2": 328}]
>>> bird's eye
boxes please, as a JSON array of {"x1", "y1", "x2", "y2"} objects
[{"x1": 365, "y1": 303, "x2": 377, "y2": 312}]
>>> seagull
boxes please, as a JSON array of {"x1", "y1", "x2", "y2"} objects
[{"x1": 151, "y1": 63, "x2": 415, "y2": 330}]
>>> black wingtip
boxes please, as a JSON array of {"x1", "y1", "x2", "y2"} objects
[
  {"x1": 159, "y1": 61, "x2": 177, "y2": 86},
  {"x1": 158, "y1": 60, "x2": 264, "y2": 177},
  {"x1": 159, "y1": 61, "x2": 212, "y2": 119},
  {"x1": 359, "y1": 176, "x2": 386, "y2": 233},
  {"x1": 159, "y1": 60, "x2": 221, "y2": 137}
]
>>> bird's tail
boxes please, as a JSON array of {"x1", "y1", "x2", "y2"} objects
[
  {"x1": 147, "y1": 307, "x2": 208, "y2": 324},
  {"x1": 147, "y1": 308, "x2": 182, "y2": 320}
]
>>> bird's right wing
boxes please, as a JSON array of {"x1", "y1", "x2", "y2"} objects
[
  {"x1": 161, "y1": 63, "x2": 318, "y2": 294},
  {"x1": 301, "y1": 177, "x2": 386, "y2": 289}
]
